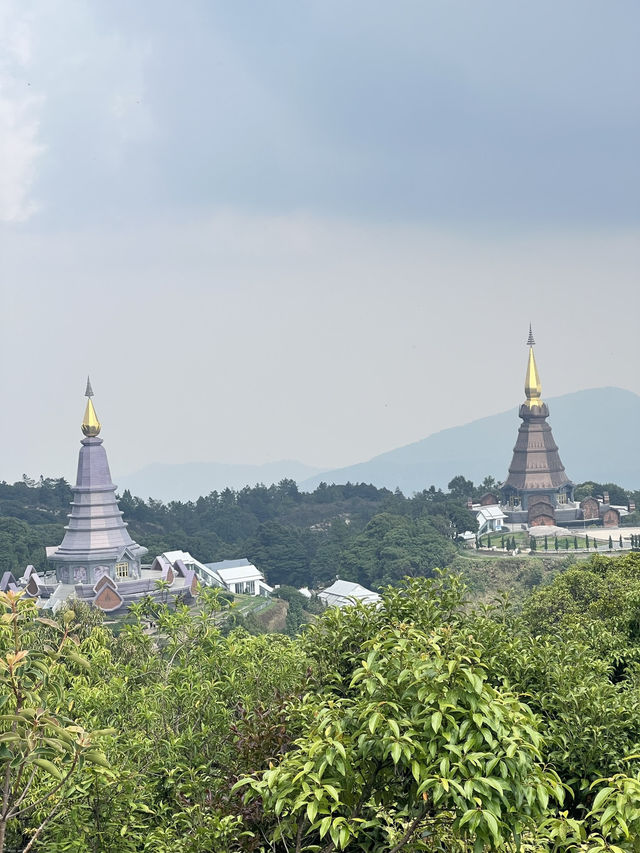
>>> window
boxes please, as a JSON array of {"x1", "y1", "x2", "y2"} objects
[
  {"x1": 115, "y1": 561, "x2": 129, "y2": 579},
  {"x1": 245, "y1": 581, "x2": 255, "y2": 595}
]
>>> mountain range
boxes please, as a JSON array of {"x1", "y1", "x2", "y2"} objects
[{"x1": 119, "y1": 387, "x2": 640, "y2": 501}]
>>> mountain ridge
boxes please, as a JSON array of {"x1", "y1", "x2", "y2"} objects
[
  {"x1": 301, "y1": 387, "x2": 640, "y2": 494},
  {"x1": 117, "y1": 387, "x2": 640, "y2": 500}
]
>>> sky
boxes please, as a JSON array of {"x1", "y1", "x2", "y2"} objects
[{"x1": 1, "y1": 0, "x2": 639, "y2": 485}]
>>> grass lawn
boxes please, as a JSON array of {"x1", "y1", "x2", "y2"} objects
[{"x1": 477, "y1": 531, "x2": 620, "y2": 552}]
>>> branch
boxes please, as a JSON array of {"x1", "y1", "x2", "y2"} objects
[
  {"x1": 11, "y1": 766, "x2": 38, "y2": 811},
  {"x1": 389, "y1": 804, "x2": 430, "y2": 853},
  {"x1": 295, "y1": 815, "x2": 308, "y2": 853},
  {"x1": 8, "y1": 753, "x2": 78, "y2": 821},
  {"x1": 21, "y1": 797, "x2": 63, "y2": 853}
]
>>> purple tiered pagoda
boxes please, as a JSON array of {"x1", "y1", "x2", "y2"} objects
[{"x1": 49, "y1": 380, "x2": 147, "y2": 585}]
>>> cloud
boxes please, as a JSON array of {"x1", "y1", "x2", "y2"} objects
[
  {"x1": 2, "y1": 212, "x2": 639, "y2": 482},
  {"x1": 4, "y1": 0, "x2": 639, "y2": 229},
  {"x1": 0, "y1": 2, "x2": 45, "y2": 222}
]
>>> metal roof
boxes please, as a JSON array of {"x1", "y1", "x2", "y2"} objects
[
  {"x1": 204, "y1": 558, "x2": 252, "y2": 570},
  {"x1": 319, "y1": 580, "x2": 381, "y2": 608},
  {"x1": 477, "y1": 506, "x2": 506, "y2": 522}
]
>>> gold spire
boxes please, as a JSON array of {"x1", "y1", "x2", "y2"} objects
[
  {"x1": 524, "y1": 327, "x2": 543, "y2": 408},
  {"x1": 81, "y1": 377, "x2": 101, "y2": 437}
]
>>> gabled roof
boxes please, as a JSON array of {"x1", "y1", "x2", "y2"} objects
[
  {"x1": 205, "y1": 558, "x2": 252, "y2": 571},
  {"x1": 204, "y1": 561, "x2": 264, "y2": 584},
  {"x1": 477, "y1": 505, "x2": 507, "y2": 522},
  {"x1": 319, "y1": 580, "x2": 381, "y2": 608}
]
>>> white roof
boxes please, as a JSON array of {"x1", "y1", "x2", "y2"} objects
[
  {"x1": 210, "y1": 563, "x2": 264, "y2": 584},
  {"x1": 476, "y1": 506, "x2": 506, "y2": 522},
  {"x1": 319, "y1": 580, "x2": 381, "y2": 608}
]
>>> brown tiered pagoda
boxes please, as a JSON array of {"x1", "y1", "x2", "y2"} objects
[{"x1": 501, "y1": 328, "x2": 574, "y2": 524}]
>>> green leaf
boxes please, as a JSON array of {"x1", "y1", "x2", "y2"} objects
[
  {"x1": 324, "y1": 784, "x2": 340, "y2": 802},
  {"x1": 32, "y1": 758, "x2": 63, "y2": 780},
  {"x1": 36, "y1": 617, "x2": 60, "y2": 630},
  {"x1": 483, "y1": 810, "x2": 500, "y2": 842},
  {"x1": 591, "y1": 786, "x2": 614, "y2": 812},
  {"x1": 83, "y1": 750, "x2": 109, "y2": 768},
  {"x1": 368, "y1": 712, "x2": 381, "y2": 734},
  {"x1": 65, "y1": 651, "x2": 90, "y2": 671},
  {"x1": 431, "y1": 711, "x2": 442, "y2": 733},
  {"x1": 391, "y1": 742, "x2": 402, "y2": 764}
]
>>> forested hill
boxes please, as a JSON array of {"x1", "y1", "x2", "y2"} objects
[
  {"x1": 4, "y1": 474, "x2": 640, "y2": 591},
  {"x1": 0, "y1": 476, "x2": 481, "y2": 587}
]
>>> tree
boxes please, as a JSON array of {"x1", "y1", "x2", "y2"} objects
[
  {"x1": 0, "y1": 591, "x2": 111, "y2": 852},
  {"x1": 239, "y1": 602, "x2": 563, "y2": 851},
  {"x1": 447, "y1": 475, "x2": 475, "y2": 501}
]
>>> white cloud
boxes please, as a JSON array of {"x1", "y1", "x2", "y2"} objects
[{"x1": 0, "y1": 1, "x2": 45, "y2": 222}]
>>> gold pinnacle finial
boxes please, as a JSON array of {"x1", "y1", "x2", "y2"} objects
[
  {"x1": 81, "y1": 377, "x2": 101, "y2": 437},
  {"x1": 524, "y1": 328, "x2": 542, "y2": 407}
]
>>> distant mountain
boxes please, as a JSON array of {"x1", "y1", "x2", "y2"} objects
[
  {"x1": 301, "y1": 387, "x2": 640, "y2": 494},
  {"x1": 118, "y1": 460, "x2": 322, "y2": 502}
]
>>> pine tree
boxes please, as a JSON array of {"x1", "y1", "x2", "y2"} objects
[
  {"x1": 609, "y1": 535, "x2": 613, "y2": 550},
  {"x1": 530, "y1": 536, "x2": 536, "y2": 551},
  {"x1": 554, "y1": 536, "x2": 559, "y2": 551},
  {"x1": 586, "y1": 535, "x2": 590, "y2": 549},
  {"x1": 574, "y1": 536, "x2": 578, "y2": 549},
  {"x1": 544, "y1": 535, "x2": 548, "y2": 550}
]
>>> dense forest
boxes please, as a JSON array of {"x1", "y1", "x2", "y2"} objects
[
  {"x1": 3, "y1": 552, "x2": 640, "y2": 850},
  {"x1": 2, "y1": 475, "x2": 639, "y2": 590},
  {"x1": 0, "y1": 476, "x2": 482, "y2": 587}
]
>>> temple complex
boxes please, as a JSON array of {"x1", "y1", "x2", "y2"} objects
[
  {"x1": 501, "y1": 327, "x2": 575, "y2": 524},
  {"x1": 23, "y1": 381, "x2": 200, "y2": 612},
  {"x1": 475, "y1": 329, "x2": 622, "y2": 532},
  {"x1": 48, "y1": 379, "x2": 148, "y2": 584}
]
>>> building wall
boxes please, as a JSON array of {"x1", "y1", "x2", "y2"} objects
[
  {"x1": 580, "y1": 497, "x2": 600, "y2": 520},
  {"x1": 601, "y1": 508, "x2": 620, "y2": 528}
]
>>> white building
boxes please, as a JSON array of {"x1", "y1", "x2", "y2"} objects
[
  {"x1": 476, "y1": 505, "x2": 507, "y2": 536},
  {"x1": 318, "y1": 579, "x2": 381, "y2": 609},
  {"x1": 203, "y1": 558, "x2": 273, "y2": 597},
  {"x1": 156, "y1": 552, "x2": 272, "y2": 597}
]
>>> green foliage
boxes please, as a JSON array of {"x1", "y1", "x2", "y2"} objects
[
  {"x1": 0, "y1": 477, "x2": 474, "y2": 592},
  {"x1": 6, "y1": 532, "x2": 640, "y2": 849},
  {"x1": 239, "y1": 620, "x2": 562, "y2": 851},
  {"x1": 0, "y1": 591, "x2": 113, "y2": 853}
]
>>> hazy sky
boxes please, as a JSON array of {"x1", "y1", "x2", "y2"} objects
[{"x1": 1, "y1": 0, "x2": 639, "y2": 484}]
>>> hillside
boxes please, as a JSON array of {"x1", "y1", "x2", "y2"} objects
[{"x1": 302, "y1": 386, "x2": 640, "y2": 494}]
